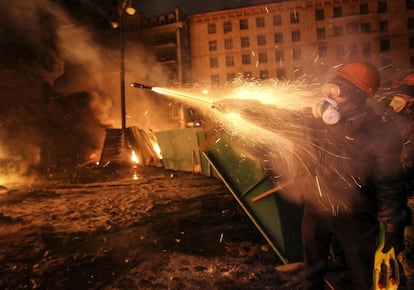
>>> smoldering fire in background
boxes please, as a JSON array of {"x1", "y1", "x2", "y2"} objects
[{"x1": 0, "y1": 0, "x2": 179, "y2": 185}]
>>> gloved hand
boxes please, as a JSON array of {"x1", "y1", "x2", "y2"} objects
[{"x1": 383, "y1": 231, "x2": 405, "y2": 254}]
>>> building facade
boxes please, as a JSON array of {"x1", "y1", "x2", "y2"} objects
[
  {"x1": 128, "y1": 8, "x2": 191, "y2": 86},
  {"x1": 125, "y1": 8, "x2": 194, "y2": 127},
  {"x1": 189, "y1": 0, "x2": 414, "y2": 86}
]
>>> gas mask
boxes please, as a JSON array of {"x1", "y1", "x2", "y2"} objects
[
  {"x1": 312, "y1": 83, "x2": 363, "y2": 124},
  {"x1": 312, "y1": 83, "x2": 341, "y2": 124},
  {"x1": 312, "y1": 97, "x2": 341, "y2": 124}
]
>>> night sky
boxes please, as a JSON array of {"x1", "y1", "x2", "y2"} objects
[
  {"x1": 133, "y1": 0, "x2": 281, "y2": 16},
  {"x1": 55, "y1": 0, "x2": 282, "y2": 26}
]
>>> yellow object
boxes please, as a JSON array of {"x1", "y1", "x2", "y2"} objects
[
  {"x1": 373, "y1": 224, "x2": 400, "y2": 290},
  {"x1": 390, "y1": 95, "x2": 408, "y2": 113}
]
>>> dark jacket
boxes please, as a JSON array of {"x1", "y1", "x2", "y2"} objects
[
  {"x1": 302, "y1": 111, "x2": 407, "y2": 234},
  {"x1": 393, "y1": 113, "x2": 414, "y2": 183}
]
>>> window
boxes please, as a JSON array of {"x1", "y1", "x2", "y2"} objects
[
  {"x1": 380, "y1": 39, "x2": 390, "y2": 52},
  {"x1": 276, "y1": 69, "x2": 286, "y2": 79},
  {"x1": 240, "y1": 19, "x2": 248, "y2": 30},
  {"x1": 223, "y1": 21, "x2": 232, "y2": 33},
  {"x1": 318, "y1": 46, "x2": 327, "y2": 57},
  {"x1": 226, "y1": 56, "x2": 235, "y2": 66},
  {"x1": 346, "y1": 22, "x2": 359, "y2": 34},
  {"x1": 227, "y1": 73, "x2": 235, "y2": 81},
  {"x1": 258, "y1": 53, "x2": 268, "y2": 63},
  {"x1": 360, "y1": 3, "x2": 369, "y2": 14},
  {"x1": 256, "y1": 17, "x2": 265, "y2": 28},
  {"x1": 242, "y1": 54, "x2": 251, "y2": 65},
  {"x1": 273, "y1": 15, "x2": 282, "y2": 25},
  {"x1": 362, "y1": 42, "x2": 371, "y2": 55},
  {"x1": 260, "y1": 70, "x2": 269, "y2": 79},
  {"x1": 210, "y1": 57, "x2": 218, "y2": 68},
  {"x1": 333, "y1": 25, "x2": 344, "y2": 36},
  {"x1": 290, "y1": 12, "x2": 299, "y2": 23},
  {"x1": 292, "y1": 48, "x2": 301, "y2": 60},
  {"x1": 211, "y1": 75, "x2": 219, "y2": 85},
  {"x1": 317, "y1": 28, "x2": 326, "y2": 39},
  {"x1": 208, "y1": 40, "x2": 217, "y2": 51},
  {"x1": 208, "y1": 23, "x2": 216, "y2": 34},
  {"x1": 315, "y1": 9, "x2": 324, "y2": 21},
  {"x1": 380, "y1": 21, "x2": 388, "y2": 33},
  {"x1": 275, "y1": 50, "x2": 284, "y2": 62},
  {"x1": 408, "y1": 18, "x2": 414, "y2": 30},
  {"x1": 241, "y1": 37, "x2": 250, "y2": 48},
  {"x1": 333, "y1": 7, "x2": 342, "y2": 17},
  {"x1": 361, "y1": 23, "x2": 371, "y2": 33},
  {"x1": 292, "y1": 31, "x2": 301, "y2": 42},
  {"x1": 257, "y1": 35, "x2": 267, "y2": 46},
  {"x1": 274, "y1": 32, "x2": 283, "y2": 43},
  {"x1": 378, "y1": 1, "x2": 387, "y2": 13},
  {"x1": 224, "y1": 38, "x2": 233, "y2": 49}
]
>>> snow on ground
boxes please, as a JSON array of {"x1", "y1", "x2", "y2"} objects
[{"x1": 0, "y1": 166, "x2": 304, "y2": 289}]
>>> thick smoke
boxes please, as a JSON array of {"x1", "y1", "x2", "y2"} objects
[{"x1": 0, "y1": 0, "x2": 175, "y2": 183}]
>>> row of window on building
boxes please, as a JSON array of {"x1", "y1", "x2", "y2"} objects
[
  {"x1": 209, "y1": 39, "x2": 392, "y2": 65},
  {"x1": 209, "y1": 66, "x2": 305, "y2": 85},
  {"x1": 206, "y1": 2, "x2": 394, "y2": 34},
  {"x1": 207, "y1": 17, "x2": 414, "y2": 52},
  {"x1": 209, "y1": 42, "x2": 383, "y2": 68}
]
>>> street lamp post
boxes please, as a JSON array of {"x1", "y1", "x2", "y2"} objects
[
  {"x1": 118, "y1": 0, "x2": 136, "y2": 130},
  {"x1": 120, "y1": 5, "x2": 126, "y2": 130}
]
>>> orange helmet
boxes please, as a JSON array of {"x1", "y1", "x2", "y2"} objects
[
  {"x1": 392, "y1": 72, "x2": 414, "y2": 88},
  {"x1": 336, "y1": 62, "x2": 380, "y2": 96}
]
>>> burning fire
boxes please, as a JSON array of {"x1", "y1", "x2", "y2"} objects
[
  {"x1": 152, "y1": 143, "x2": 162, "y2": 159},
  {"x1": 131, "y1": 150, "x2": 139, "y2": 164}
]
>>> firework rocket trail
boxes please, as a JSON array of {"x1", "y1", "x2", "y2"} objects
[{"x1": 133, "y1": 79, "x2": 356, "y2": 211}]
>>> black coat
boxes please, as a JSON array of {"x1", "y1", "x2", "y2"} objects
[
  {"x1": 393, "y1": 113, "x2": 414, "y2": 182},
  {"x1": 301, "y1": 111, "x2": 408, "y2": 234}
]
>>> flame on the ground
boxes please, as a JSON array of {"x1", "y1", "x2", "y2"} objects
[{"x1": 131, "y1": 150, "x2": 139, "y2": 164}]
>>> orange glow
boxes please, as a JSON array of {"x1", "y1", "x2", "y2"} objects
[
  {"x1": 131, "y1": 150, "x2": 139, "y2": 164},
  {"x1": 152, "y1": 143, "x2": 162, "y2": 159},
  {"x1": 152, "y1": 87, "x2": 213, "y2": 106}
]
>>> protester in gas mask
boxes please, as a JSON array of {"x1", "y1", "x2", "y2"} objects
[{"x1": 302, "y1": 62, "x2": 408, "y2": 290}]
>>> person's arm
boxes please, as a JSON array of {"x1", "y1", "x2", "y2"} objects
[{"x1": 374, "y1": 124, "x2": 409, "y2": 253}]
